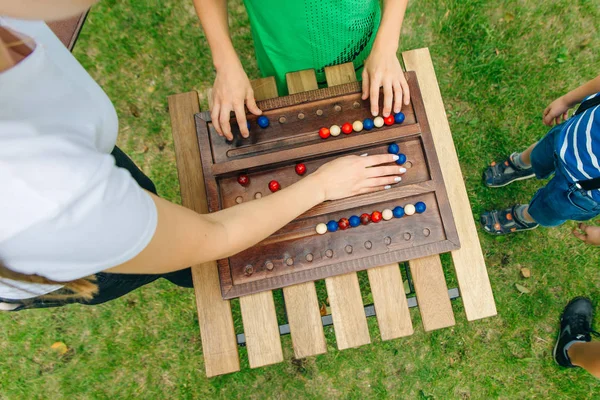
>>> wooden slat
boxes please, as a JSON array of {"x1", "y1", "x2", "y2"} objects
[
  {"x1": 367, "y1": 264, "x2": 413, "y2": 340},
  {"x1": 277, "y1": 70, "x2": 327, "y2": 358},
  {"x1": 324, "y1": 64, "x2": 370, "y2": 350},
  {"x1": 239, "y1": 291, "x2": 284, "y2": 368},
  {"x1": 325, "y1": 273, "x2": 370, "y2": 349},
  {"x1": 402, "y1": 48, "x2": 497, "y2": 321},
  {"x1": 251, "y1": 76, "x2": 279, "y2": 100},
  {"x1": 286, "y1": 69, "x2": 318, "y2": 94},
  {"x1": 409, "y1": 255, "x2": 455, "y2": 331},
  {"x1": 47, "y1": 12, "x2": 88, "y2": 51},
  {"x1": 167, "y1": 92, "x2": 239, "y2": 377},
  {"x1": 324, "y1": 62, "x2": 356, "y2": 87}
]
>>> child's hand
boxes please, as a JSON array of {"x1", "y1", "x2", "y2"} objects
[
  {"x1": 211, "y1": 62, "x2": 262, "y2": 140},
  {"x1": 572, "y1": 223, "x2": 600, "y2": 246},
  {"x1": 310, "y1": 154, "x2": 406, "y2": 201},
  {"x1": 543, "y1": 96, "x2": 571, "y2": 126},
  {"x1": 362, "y1": 48, "x2": 410, "y2": 118}
]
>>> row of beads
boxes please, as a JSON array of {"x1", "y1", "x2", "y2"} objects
[
  {"x1": 237, "y1": 163, "x2": 308, "y2": 190},
  {"x1": 315, "y1": 201, "x2": 427, "y2": 234},
  {"x1": 319, "y1": 112, "x2": 405, "y2": 139}
]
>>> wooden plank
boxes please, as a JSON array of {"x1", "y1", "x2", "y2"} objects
[
  {"x1": 324, "y1": 64, "x2": 370, "y2": 350},
  {"x1": 286, "y1": 69, "x2": 318, "y2": 94},
  {"x1": 277, "y1": 70, "x2": 327, "y2": 359},
  {"x1": 251, "y1": 76, "x2": 279, "y2": 100},
  {"x1": 367, "y1": 264, "x2": 413, "y2": 340},
  {"x1": 325, "y1": 273, "x2": 370, "y2": 349},
  {"x1": 402, "y1": 48, "x2": 497, "y2": 321},
  {"x1": 409, "y1": 255, "x2": 455, "y2": 331},
  {"x1": 324, "y1": 62, "x2": 356, "y2": 87},
  {"x1": 47, "y1": 12, "x2": 88, "y2": 51},
  {"x1": 239, "y1": 291, "x2": 284, "y2": 368},
  {"x1": 167, "y1": 92, "x2": 239, "y2": 377}
]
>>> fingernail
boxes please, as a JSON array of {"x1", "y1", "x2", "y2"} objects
[
  {"x1": 360, "y1": 153, "x2": 368, "y2": 157},
  {"x1": 399, "y1": 167, "x2": 407, "y2": 173},
  {"x1": 372, "y1": 110, "x2": 377, "y2": 116},
  {"x1": 384, "y1": 185, "x2": 391, "y2": 190},
  {"x1": 394, "y1": 177, "x2": 402, "y2": 182},
  {"x1": 392, "y1": 155, "x2": 399, "y2": 160}
]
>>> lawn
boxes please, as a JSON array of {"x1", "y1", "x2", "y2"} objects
[{"x1": 2, "y1": 0, "x2": 600, "y2": 398}]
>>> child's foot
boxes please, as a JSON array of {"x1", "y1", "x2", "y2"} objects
[
  {"x1": 483, "y1": 153, "x2": 535, "y2": 187},
  {"x1": 554, "y1": 297, "x2": 598, "y2": 368},
  {"x1": 480, "y1": 205, "x2": 539, "y2": 235}
]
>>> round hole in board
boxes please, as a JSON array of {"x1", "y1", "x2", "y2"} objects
[
  {"x1": 265, "y1": 261, "x2": 274, "y2": 271},
  {"x1": 403, "y1": 232, "x2": 412, "y2": 241},
  {"x1": 352, "y1": 101, "x2": 361, "y2": 109},
  {"x1": 364, "y1": 241, "x2": 372, "y2": 250},
  {"x1": 254, "y1": 192, "x2": 262, "y2": 199},
  {"x1": 316, "y1": 109, "x2": 323, "y2": 116},
  {"x1": 345, "y1": 245, "x2": 353, "y2": 254},
  {"x1": 334, "y1": 104, "x2": 342, "y2": 112},
  {"x1": 235, "y1": 196, "x2": 243, "y2": 204},
  {"x1": 405, "y1": 161, "x2": 413, "y2": 168},
  {"x1": 423, "y1": 228, "x2": 431, "y2": 237},
  {"x1": 384, "y1": 236, "x2": 392, "y2": 245},
  {"x1": 286, "y1": 257, "x2": 294, "y2": 266},
  {"x1": 244, "y1": 265, "x2": 254, "y2": 275},
  {"x1": 279, "y1": 116, "x2": 287, "y2": 124},
  {"x1": 325, "y1": 249, "x2": 334, "y2": 258},
  {"x1": 298, "y1": 113, "x2": 305, "y2": 120},
  {"x1": 306, "y1": 253, "x2": 314, "y2": 262}
]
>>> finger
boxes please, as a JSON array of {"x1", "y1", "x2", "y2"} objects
[
  {"x1": 363, "y1": 154, "x2": 400, "y2": 167},
  {"x1": 370, "y1": 76, "x2": 381, "y2": 116},
  {"x1": 366, "y1": 165, "x2": 407, "y2": 178},
  {"x1": 572, "y1": 228, "x2": 587, "y2": 242},
  {"x1": 401, "y1": 76, "x2": 410, "y2": 106},
  {"x1": 365, "y1": 176, "x2": 403, "y2": 188},
  {"x1": 392, "y1": 81, "x2": 403, "y2": 114},
  {"x1": 211, "y1": 103, "x2": 223, "y2": 136},
  {"x1": 580, "y1": 222, "x2": 591, "y2": 233},
  {"x1": 219, "y1": 106, "x2": 234, "y2": 141},
  {"x1": 234, "y1": 104, "x2": 249, "y2": 138},
  {"x1": 543, "y1": 106, "x2": 550, "y2": 117},
  {"x1": 246, "y1": 92, "x2": 262, "y2": 116},
  {"x1": 382, "y1": 80, "x2": 393, "y2": 117},
  {"x1": 362, "y1": 70, "x2": 370, "y2": 100},
  {"x1": 563, "y1": 111, "x2": 568, "y2": 121}
]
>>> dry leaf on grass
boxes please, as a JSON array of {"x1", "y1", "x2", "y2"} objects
[{"x1": 50, "y1": 342, "x2": 68, "y2": 355}]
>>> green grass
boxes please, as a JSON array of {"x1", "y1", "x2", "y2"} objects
[{"x1": 2, "y1": 0, "x2": 600, "y2": 398}]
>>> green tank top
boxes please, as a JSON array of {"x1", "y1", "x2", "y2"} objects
[{"x1": 243, "y1": 0, "x2": 381, "y2": 95}]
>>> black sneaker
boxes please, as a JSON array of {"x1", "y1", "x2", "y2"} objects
[
  {"x1": 483, "y1": 153, "x2": 535, "y2": 187},
  {"x1": 553, "y1": 297, "x2": 599, "y2": 368}
]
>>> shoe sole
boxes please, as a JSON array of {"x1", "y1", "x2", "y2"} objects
[
  {"x1": 482, "y1": 223, "x2": 539, "y2": 235},
  {"x1": 485, "y1": 173, "x2": 536, "y2": 188}
]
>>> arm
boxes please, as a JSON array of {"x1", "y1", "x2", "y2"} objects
[
  {"x1": 362, "y1": 0, "x2": 410, "y2": 118},
  {"x1": 193, "y1": 0, "x2": 260, "y2": 140},
  {"x1": 543, "y1": 74, "x2": 600, "y2": 126},
  {"x1": 107, "y1": 154, "x2": 404, "y2": 274}
]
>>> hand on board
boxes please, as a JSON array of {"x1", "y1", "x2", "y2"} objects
[
  {"x1": 211, "y1": 62, "x2": 262, "y2": 140},
  {"x1": 572, "y1": 222, "x2": 600, "y2": 246},
  {"x1": 543, "y1": 96, "x2": 571, "y2": 126},
  {"x1": 311, "y1": 154, "x2": 406, "y2": 201},
  {"x1": 362, "y1": 48, "x2": 410, "y2": 118}
]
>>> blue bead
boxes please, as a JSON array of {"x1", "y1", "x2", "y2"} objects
[
  {"x1": 247, "y1": 121, "x2": 251, "y2": 130},
  {"x1": 393, "y1": 206, "x2": 405, "y2": 218},
  {"x1": 363, "y1": 118, "x2": 374, "y2": 131},
  {"x1": 257, "y1": 116, "x2": 270, "y2": 128},
  {"x1": 415, "y1": 201, "x2": 427, "y2": 213},
  {"x1": 394, "y1": 112, "x2": 405, "y2": 124},
  {"x1": 349, "y1": 215, "x2": 361, "y2": 227},
  {"x1": 387, "y1": 143, "x2": 400, "y2": 154},
  {"x1": 395, "y1": 153, "x2": 407, "y2": 165},
  {"x1": 326, "y1": 220, "x2": 339, "y2": 232}
]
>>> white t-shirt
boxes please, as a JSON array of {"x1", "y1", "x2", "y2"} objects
[{"x1": 0, "y1": 18, "x2": 158, "y2": 299}]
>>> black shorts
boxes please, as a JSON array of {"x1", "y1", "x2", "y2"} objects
[{"x1": 1, "y1": 147, "x2": 193, "y2": 311}]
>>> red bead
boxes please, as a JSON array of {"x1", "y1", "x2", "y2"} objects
[
  {"x1": 268, "y1": 180, "x2": 281, "y2": 192},
  {"x1": 237, "y1": 174, "x2": 250, "y2": 187},
  {"x1": 384, "y1": 115, "x2": 395, "y2": 126},
  {"x1": 319, "y1": 127, "x2": 330, "y2": 139},
  {"x1": 341, "y1": 123, "x2": 353, "y2": 134},
  {"x1": 360, "y1": 213, "x2": 371, "y2": 225},
  {"x1": 338, "y1": 218, "x2": 350, "y2": 230},
  {"x1": 371, "y1": 211, "x2": 382, "y2": 223},
  {"x1": 295, "y1": 163, "x2": 307, "y2": 175}
]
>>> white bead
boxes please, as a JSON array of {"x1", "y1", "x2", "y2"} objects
[
  {"x1": 352, "y1": 120, "x2": 363, "y2": 132},
  {"x1": 404, "y1": 204, "x2": 416, "y2": 216},
  {"x1": 330, "y1": 125, "x2": 341, "y2": 136},
  {"x1": 382, "y1": 209, "x2": 393, "y2": 221},
  {"x1": 316, "y1": 223, "x2": 328, "y2": 235},
  {"x1": 373, "y1": 116, "x2": 384, "y2": 128}
]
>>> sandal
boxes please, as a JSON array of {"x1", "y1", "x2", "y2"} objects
[
  {"x1": 483, "y1": 153, "x2": 535, "y2": 188},
  {"x1": 480, "y1": 205, "x2": 539, "y2": 235}
]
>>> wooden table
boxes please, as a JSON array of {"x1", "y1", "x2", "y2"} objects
[{"x1": 168, "y1": 48, "x2": 497, "y2": 377}]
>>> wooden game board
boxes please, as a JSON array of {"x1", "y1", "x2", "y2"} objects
[
  {"x1": 195, "y1": 72, "x2": 459, "y2": 299},
  {"x1": 168, "y1": 48, "x2": 497, "y2": 377}
]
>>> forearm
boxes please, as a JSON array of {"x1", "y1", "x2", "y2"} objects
[
  {"x1": 563, "y1": 74, "x2": 600, "y2": 107},
  {"x1": 193, "y1": 0, "x2": 239, "y2": 70},
  {"x1": 372, "y1": 0, "x2": 409, "y2": 53}
]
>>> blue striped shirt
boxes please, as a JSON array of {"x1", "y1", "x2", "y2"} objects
[{"x1": 557, "y1": 92, "x2": 600, "y2": 200}]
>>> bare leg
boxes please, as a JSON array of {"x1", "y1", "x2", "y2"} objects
[
  {"x1": 519, "y1": 142, "x2": 537, "y2": 166},
  {"x1": 569, "y1": 341, "x2": 600, "y2": 378}
]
